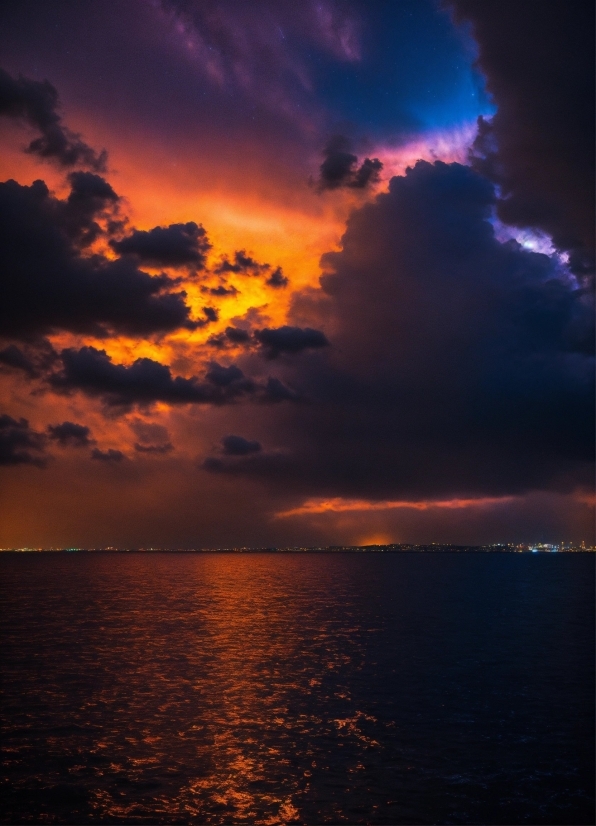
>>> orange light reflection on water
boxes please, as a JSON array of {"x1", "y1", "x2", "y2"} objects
[{"x1": 80, "y1": 553, "x2": 381, "y2": 824}]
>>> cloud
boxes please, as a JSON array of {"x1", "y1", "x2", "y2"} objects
[
  {"x1": 260, "y1": 376, "x2": 301, "y2": 403},
  {"x1": 0, "y1": 344, "x2": 37, "y2": 377},
  {"x1": 276, "y1": 495, "x2": 515, "y2": 517},
  {"x1": 448, "y1": 0, "x2": 594, "y2": 279},
  {"x1": 207, "y1": 326, "x2": 252, "y2": 349},
  {"x1": 61, "y1": 171, "x2": 122, "y2": 247},
  {"x1": 201, "y1": 283, "x2": 238, "y2": 296},
  {"x1": 0, "y1": 178, "x2": 196, "y2": 338},
  {"x1": 265, "y1": 267, "x2": 289, "y2": 288},
  {"x1": 221, "y1": 434, "x2": 262, "y2": 455},
  {"x1": 110, "y1": 221, "x2": 210, "y2": 268},
  {"x1": 158, "y1": 1, "x2": 360, "y2": 125},
  {"x1": 91, "y1": 447, "x2": 125, "y2": 462},
  {"x1": 255, "y1": 325, "x2": 329, "y2": 358},
  {"x1": 0, "y1": 340, "x2": 58, "y2": 378},
  {"x1": 317, "y1": 136, "x2": 382, "y2": 191},
  {"x1": 225, "y1": 327, "x2": 251, "y2": 343},
  {"x1": 0, "y1": 414, "x2": 46, "y2": 467},
  {"x1": 214, "y1": 250, "x2": 269, "y2": 275},
  {"x1": 130, "y1": 420, "x2": 173, "y2": 454},
  {"x1": 203, "y1": 361, "x2": 246, "y2": 388},
  {"x1": 0, "y1": 67, "x2": 107, "y2": 170},
  {"x1": 202, "y1": 306, "x2": 219, "y2": 323},
  {"x1": 50, "y1": 346, "x2": 255, "y2": 408},
  {"x1": 213, "y1": 250, "x2": 287, "y2": 286},
  {"x1": 47, "y1": 421, "x2": 94, "y2": 447},
  {"x1": 227, "y1": 161, "x2": 593, "y2": 500}
]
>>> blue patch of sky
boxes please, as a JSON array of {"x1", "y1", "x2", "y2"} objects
[{"x1": 303, "y1": 0, "x2": 495, "y2": 139}]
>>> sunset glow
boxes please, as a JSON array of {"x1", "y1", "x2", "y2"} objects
[
  {"x1": 276, "y1": 495, "x2": 516, "y2": 518},
  {"x1": 0, "y1": 0, "x2": 593, "y2": 548}
]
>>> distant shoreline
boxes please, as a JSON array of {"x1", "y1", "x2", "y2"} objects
[{"x1": 1, "y1": 545, "x2": 593, "y2": 554}]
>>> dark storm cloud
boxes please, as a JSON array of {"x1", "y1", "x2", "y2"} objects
[
  {"x1": 207, "y1": 326, "x2": 252, "y2": 349},
  {"x1": 50, "y1": 347, "x2": 256, "y2": 408},
  {"x1": 351, "y1": 157, "x2": 384, "y2": 189},
  {"x1": 202, "y1": 307, "x2": 219, "y2": 323},
  {"x1": 0, "y1": 338, "x2": 58, "y2": 379},
  {"x1": 0, "y1": 414, "x2": 46, "y2": 467},
  {"x1": 448, "y1": 0, "x2": 595, "y2": 278},
  {"x1": 232, "y1": 161, "x2": 594, "y2": 498},
  {"x1": 62, "y1": 171, "x2": 122, "y2": 247},
  {"x1": 201, "y1": 283, "x2": 238, "y2": 296},
  {"x1": 317, "y1": 136, "x2": 382, "y2": 191},
  {"x1": 0, "y1": 67, "x2": 107, "y2": 170},
  {"x1": 226, "y1": 327, "x2": 251, "y2": 344},
  {"x1": 204, "y1": 362, "x2": 248, "y2": 388},
  {"x1": 110, "y1": 222, "x2": 211, "y2": 268},
  {"x1": 215, "y1": 251, "x2": 269, "y2": 275},
  {"x1": 318, "y1": 136, "x2": 356, "y2": 189},
  {"x1": 0, "y1": 178, "x2": 196, "y2": 338},
  {"x1": 265, "y1": 267, "x2": 289, "y2": 289},
  {"x1": 213, "y1": 252, "x2": 288, "y2": 287},
  {"x1": 260, "y1": 377, "x2": 301, "y2": 403},
  {"x1": 47, "y1": 421, "x2": 93, "y2": 447},
  {"x1": 0, "y1": 340, "x2": 58, "y2": 378},
  {"x1": 91, "y1": 447, "x2": 124, "y2": 463},
  {"x1": 255, "y1": 326, "x2": 330, "y2": 358},
  {"x1": 221, "y1": 435, "x2": 262, "y2": 455},
  {"x1": 0, "y1": 344, "x2": 37, "y2": 377},
  {"x1": 46, "y1": 346, "x2": 300, "y2": 410}
]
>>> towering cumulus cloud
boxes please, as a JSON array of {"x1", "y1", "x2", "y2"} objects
[{"x1": 230, "y1": 161, "x2": 593, "y2": 500}]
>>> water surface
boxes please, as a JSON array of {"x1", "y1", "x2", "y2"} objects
[{"x1": 1, "y1": 552, "x2": 594, "y2": 824}]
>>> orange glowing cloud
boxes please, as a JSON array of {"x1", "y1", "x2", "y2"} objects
[{"x1": 275, "y1": 495, "x2": 516, "y2": 518}]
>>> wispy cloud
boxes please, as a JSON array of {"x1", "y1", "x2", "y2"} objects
[
  {"x1": 276, "y1": 496, "x2": 515, "y2": 518},
  {"x1": 374, "y1": 122, "x2": 479, "y2": 181}
]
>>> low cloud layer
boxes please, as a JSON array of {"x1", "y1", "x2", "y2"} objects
[
  {"x1": 46, "y1": 346, "x2": 301, "y2": 410},
  {"x1": 50, "y1": 347, "x2": 255, "y2": 408}
]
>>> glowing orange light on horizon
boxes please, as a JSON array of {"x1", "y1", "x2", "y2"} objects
[{"x1": 275, "y1": 495, "x2": 516, "y2": 518}]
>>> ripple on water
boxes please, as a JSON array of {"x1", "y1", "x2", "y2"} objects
[{"x1": 1, "y1": 552, "x2": 594, "y2": 824}]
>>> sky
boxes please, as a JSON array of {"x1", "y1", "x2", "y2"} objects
[{"x1": 0, "y1": 0, "x2": 593, "y2": 549}]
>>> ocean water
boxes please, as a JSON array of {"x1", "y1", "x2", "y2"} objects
[{"x1": 0, "y1": 552, "x2": 593, "y2": 825}]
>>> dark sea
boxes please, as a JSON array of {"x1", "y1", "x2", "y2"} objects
[{"x1": 1, "y1": 552, "x2": 594, "y2": 825}]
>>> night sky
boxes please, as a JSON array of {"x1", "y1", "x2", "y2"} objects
[{"x1": 0, "y1": 0, "x2": 593, "y2": 548}]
